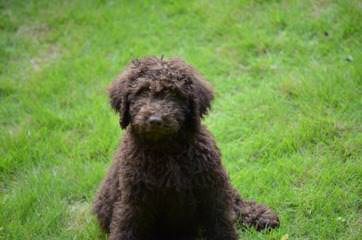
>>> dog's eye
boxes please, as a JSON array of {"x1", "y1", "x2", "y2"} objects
[
  {"x1": 166, "y1": 94, "x2": 177, "y2": 100},
  {"x1": 166, "y1": 92, "x2": 182, "y2": 100},
  {"x1": 135, "y1": 89, "x2": 149, "y2": 98},
  {"x1": 155, "y1": 92, "x2": 174, "y2": 100}
]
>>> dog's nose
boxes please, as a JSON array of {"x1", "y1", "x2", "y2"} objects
[{"x1": 148, "y1": 115, "x2": 162, "y2": 126}]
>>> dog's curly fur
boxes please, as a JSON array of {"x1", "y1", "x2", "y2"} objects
[{"x1": 93, "y1": 56, "x2": 279, "y2": 239}]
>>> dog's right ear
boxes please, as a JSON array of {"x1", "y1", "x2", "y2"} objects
[{"x1": 108, "y1": 68, "x2": 134, "y2": 129}]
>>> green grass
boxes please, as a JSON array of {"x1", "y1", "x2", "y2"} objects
[{"x1": 0, "y1": 0, "x2": 361, "y2": 239}]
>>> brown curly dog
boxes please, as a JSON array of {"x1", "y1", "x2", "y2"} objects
[{"x1": 93, "y1": 56, "x2": 279, "y2": 240}]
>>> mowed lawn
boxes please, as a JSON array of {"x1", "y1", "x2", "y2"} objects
[{"x1": 0, "y1": 0, "x2": 361, "y2": 239}]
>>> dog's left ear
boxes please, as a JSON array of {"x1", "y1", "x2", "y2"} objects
[
  {"x1": 192, "y1": 71, "x2": 214, "y2": 118},
  {"x1": 108, "y1": 68, "x2": 133, "y2": 129},
  {"x1": 187, "y1": 69, "x2": 214, "y2": 129}
]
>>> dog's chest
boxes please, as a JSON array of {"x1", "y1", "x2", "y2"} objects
[
  {"x1": 126, "y1": 151, "x2": 199, "y2": 222},
  {"x1": 139, "y1": 153, "x2": 194, "y2": 190},
  {"x1": 156, "y1": 188, "x2": 198, "y2": 228}
]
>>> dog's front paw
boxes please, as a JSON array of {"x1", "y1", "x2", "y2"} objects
[{"x1": 235, "y1": 200, "x2": 279, "y2": 231}]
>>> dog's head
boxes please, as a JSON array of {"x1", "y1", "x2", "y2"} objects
[{"x1": 108, "y1": 56, "x2": 213, "y2": 140}]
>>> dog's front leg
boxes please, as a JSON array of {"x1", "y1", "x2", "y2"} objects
[
  {"x1": 93, "y1": 161, "x2": 120, "y2": 233},
  {"x1": 198, "y1": 189, "x2": 238, "y2": 240},
  {"x1": 108, "y1": 201, "x2": 137, "y2": 240},
  {"x1": 202, "y1": 208, "x2": 238, "y2": 240},
  {"x1": 108, "y1": 198, "x2": 152, "y2": 240}
]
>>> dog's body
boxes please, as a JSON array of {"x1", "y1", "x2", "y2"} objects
[{"x1": 93, "y1": 57, "x2": 279, "y2": 240}]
